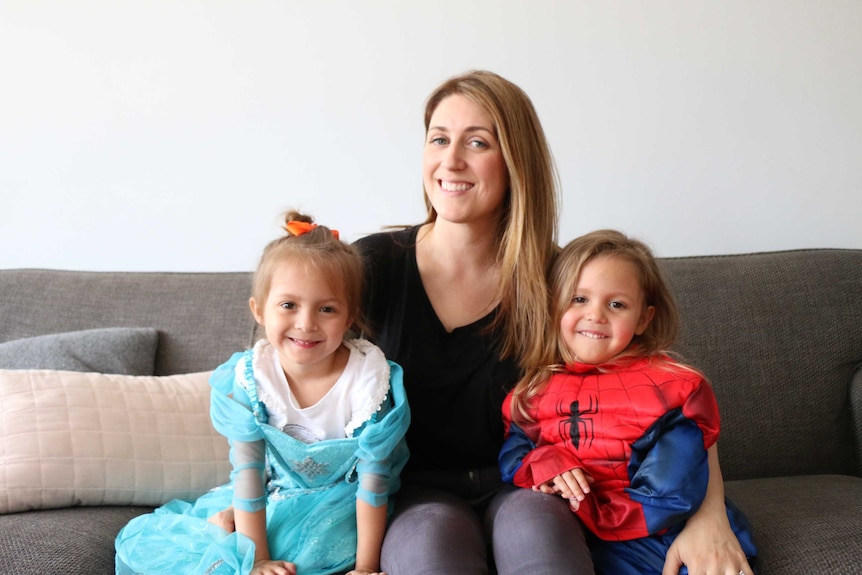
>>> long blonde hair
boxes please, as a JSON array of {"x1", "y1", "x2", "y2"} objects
[
  {"x1": 510, "y1": 229, "x2": 683, "y2": 422},
  {"x1": 423, "y1": 70, "x2": 560, "y2": 366}
]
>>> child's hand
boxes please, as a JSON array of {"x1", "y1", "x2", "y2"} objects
[
  {"x1": 534, "y1": 467, "x2": 593, "y2": 511},
  {"x1": 250, "y1": 559, "x2": 297, "y2": 575}
]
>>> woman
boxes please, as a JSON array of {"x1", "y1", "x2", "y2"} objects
[{"x1": 355, "y1": 70, "x2": 753, "y2": 575}]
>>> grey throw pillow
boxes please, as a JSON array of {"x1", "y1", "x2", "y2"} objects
[{"x1": 0, "y1": 327, "x2": 158, "y2": 375}]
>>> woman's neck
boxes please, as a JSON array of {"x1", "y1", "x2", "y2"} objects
[
  {"x1": 416, "y1": 220, "x2": 502, "y2": 331},
  {"x1": 418, "y1": 219, "x2": 499, "y2": 268}
]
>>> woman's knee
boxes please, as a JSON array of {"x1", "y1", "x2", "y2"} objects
[
  {"x1": 488, "y1": 486, "x2": 595, "y2": 575},
  {"x1": 382, "y1": 486, "x2": 488, "y2": 575}
]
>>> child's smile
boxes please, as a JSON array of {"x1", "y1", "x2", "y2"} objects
[
  {"x1": 250, "y1": 258, "x2": 353, "y2": 380},
  {"x1": 561, "y1": 254, "x2": 654, "y2": 365}
]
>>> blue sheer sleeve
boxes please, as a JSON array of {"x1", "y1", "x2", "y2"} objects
[
  {"x1": 209, "y1": 351, "x2": 267, "y2": 512},
  {"x1": 353, "y1": 361, "x2": 411, "y2": 507}
]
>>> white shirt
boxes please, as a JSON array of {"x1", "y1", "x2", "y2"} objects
[{"x1": 251, "y1": 338, "x2": 391, "y2": 442}]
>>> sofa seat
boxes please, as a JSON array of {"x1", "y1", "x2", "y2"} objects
[{"x1": 725, "y1": 475, "x2": 862, "y2": 574}]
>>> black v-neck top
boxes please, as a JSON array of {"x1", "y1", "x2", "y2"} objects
[{"x1": 355, "y1": 227, "x2": 521, "y2": 472}]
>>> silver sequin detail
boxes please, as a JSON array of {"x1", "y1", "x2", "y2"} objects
[{"x1": 291, "y1": 456, "x2": 329, "y2": 479}]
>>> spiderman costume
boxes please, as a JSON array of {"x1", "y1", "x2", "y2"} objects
[{"x1": 499, "y1": 356, "x2": 757, "y2": 574}]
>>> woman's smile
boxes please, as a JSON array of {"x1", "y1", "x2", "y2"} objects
[{"x1": 439, "y1": 180, "x2": 474, "y2": 192}]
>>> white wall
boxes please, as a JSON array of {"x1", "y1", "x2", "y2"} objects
[{"x1": 1, "y1": 0, "x2": 859, "y2": 272}]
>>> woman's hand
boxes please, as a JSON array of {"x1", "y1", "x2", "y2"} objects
[
  {"x1": 207, "y1": 505, "x2": 236, "y2": 532},
  {"x1": 662, "y1": 511, "x2": 752, "y2": 575},
  {"x1": 662, "y1": 445, "x2": 753, "y2": 575},
  {"x1": 251, "y1": 559, "x2": 297, "y2": 575}
]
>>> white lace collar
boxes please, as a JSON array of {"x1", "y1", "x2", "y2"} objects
[{"x1": 250, "y1": 338, "x2": 391, "y2": 437}]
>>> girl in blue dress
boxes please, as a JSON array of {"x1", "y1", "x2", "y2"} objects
[{"x1": 115, "y1": 212, "x2": 410, "y2": 575}]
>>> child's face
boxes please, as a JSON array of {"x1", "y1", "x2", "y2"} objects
[
  {"x1": 560, "y1": 254, "x2": 655, "y2": 365},
  {"x1": 249, "y1": 258, "x2": 353, "y2": 379}
]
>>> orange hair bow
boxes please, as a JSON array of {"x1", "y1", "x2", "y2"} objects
[{"x1": 284, "y1": 220, "x2": 340, "y2": 239}]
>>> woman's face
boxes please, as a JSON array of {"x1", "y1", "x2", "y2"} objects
[{"x1": 423, "y1": 94, "x2": 509, "y2": 227}]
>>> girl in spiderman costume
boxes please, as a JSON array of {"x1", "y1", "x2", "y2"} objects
[{"x1": 499, "y1": 230, "x2": 757, "y2": 575}]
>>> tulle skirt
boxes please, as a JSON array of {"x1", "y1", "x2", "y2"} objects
[{"x1": 115, "y1": 480, "x2": 359, "y2": 575}]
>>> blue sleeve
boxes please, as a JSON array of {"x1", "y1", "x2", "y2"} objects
[
  {"x1": 209, "y1": 352, "x2": 267, "y2": 512},
  {"x1": 625, "y1": 407, "x2": 709, "y2": 534},
  {"x1": 498, "y1": 421, "x2": 536, "y2": 484},
  {"x1": 209, "y1": 352, "x2": 263, "y2": 443},
  {"x1": 354, "y1": 361, "x2": 411, "y2": 507}
]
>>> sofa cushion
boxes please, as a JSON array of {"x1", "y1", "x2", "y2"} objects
[
  {"x1": 0, "y1": 369, "x2": 231, "y2": 514},
  {"x1": 0, "y1": 505, "x2": 153, "y2": 575},
  {"x1": 725, "y1": 475, "x2": 862, "y2": 575},
  {"x1": 0, "y1": 327, "x2": 158, "y2": 375}
]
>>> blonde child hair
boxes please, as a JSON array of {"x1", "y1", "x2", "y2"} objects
[
  {"x1": 251, "y1": 210, "x2": 369, "y2": 336},
  {"x1": 510, "y1": 229, "x2": 684, "y2": 423}
]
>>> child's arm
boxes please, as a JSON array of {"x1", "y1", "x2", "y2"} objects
[
  {"x1": 208, "y1": 355, "x2": 297, "y2": 575},
  {"x1": 347, "y1": 498, "x2": 388, "y2": 575},
  {"x1": 498, "y1": 419, "x2": 536, "y2": 483},
  {"x1": 231, "y1": 439, "x2": 297, "y2": 575},
  {"x1": 349, "y1": 455, "x2": 395, "y2": 575},
  {"x1": 626, "y1": 409, "x2": 711, "y2": 534},
  {"x1": 345, "y1": 356, "x2": 410, "y2": 575},
  {"x1": 499, "y1": 418, "x2": 587, "y2": 490},
  {"x1": 235, "y1": 508, "x2": 295, "y2": 575},
  {"x1": 500, "y1": 391, "x2": 589, "y2": 491}
]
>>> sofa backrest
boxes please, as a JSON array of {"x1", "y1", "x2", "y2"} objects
[
  {"x1": 659, "y1": 249, "x2": 862, "y2": 481},
  {"x1": 0, "y1": 269, "x2": 258, "y2": 375},
  {"x1": 2, "y1": 249, "x2": 860, "y2": 481}
]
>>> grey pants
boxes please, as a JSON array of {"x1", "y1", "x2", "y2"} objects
[{"x1": 380, "y1": 483, "x2": 595, "y2": 575}]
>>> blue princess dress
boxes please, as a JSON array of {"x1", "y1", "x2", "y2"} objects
[{"x1": 115, "y1": 338, "x2": 410, "y2": 575}]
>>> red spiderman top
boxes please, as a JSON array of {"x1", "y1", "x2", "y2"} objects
[{"x1": 500, "y1": 355, "x2": 721, "y2": 541}]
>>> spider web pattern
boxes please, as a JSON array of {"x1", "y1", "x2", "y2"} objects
[
  {"x1": 504, "y1": 356, "x2": 725, "y2": 544},
  {"x1": 527, "y1": 357, "x2": 719, "y2": 495}
]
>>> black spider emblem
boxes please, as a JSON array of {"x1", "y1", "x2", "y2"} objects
[{"x1": 559, "y1": 395, "x2": 598, "y2": 449}]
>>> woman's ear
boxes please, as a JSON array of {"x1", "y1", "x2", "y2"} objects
[
  {"x1": 635, "y1": 305, "x2": 655, "y2": 335},
  {"x1": 249, "y1": 297, "x2": 264, "y2": 325}
]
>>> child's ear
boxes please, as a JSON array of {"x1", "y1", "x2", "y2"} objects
[
  {"x1": 249, "y1": 297, "x2": 264, "y2": 325},
  {"x1": 635, "y1": 305, "x2": 655, "y2": 335}
]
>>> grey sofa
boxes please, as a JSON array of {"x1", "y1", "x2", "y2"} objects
[{"x1": 1, "y1": 248, "x2": 860, "y2": 574}]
